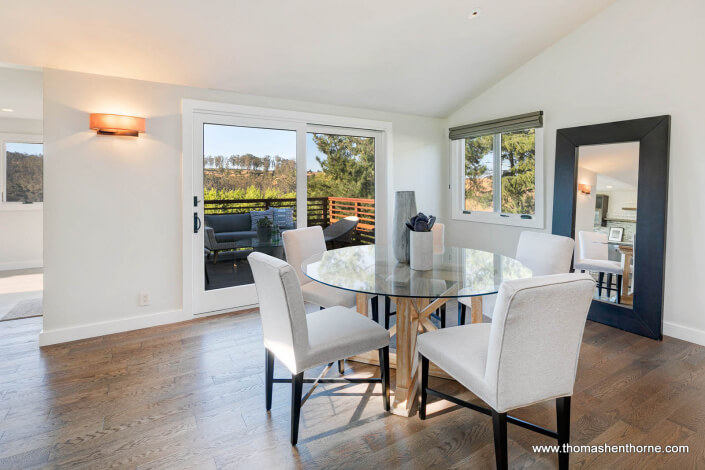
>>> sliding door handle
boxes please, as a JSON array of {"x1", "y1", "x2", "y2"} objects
[{"x1": 194, "y1": 212, "x2": 202, "y2": 233}]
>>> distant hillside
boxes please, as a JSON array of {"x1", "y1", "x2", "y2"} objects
[{"x1": 6, "y1": 152, "x2": 43, "y2": 203}]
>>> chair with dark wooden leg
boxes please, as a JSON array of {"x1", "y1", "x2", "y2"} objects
[
  {"x1": 250, "y1": 252, "x2": 390, "y2": 446},
  {"x1": 575, "y1": 231, "x2": 623, "y2": 303},
  {"x1": 418, "y1": 273, "x2": 594, "y2": 469}
]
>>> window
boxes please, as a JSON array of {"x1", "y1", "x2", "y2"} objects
[
  {"x1": 450, "y1": 112, "x2": 543, "y2": 228},
  {"x1": 2, "y1": 140, "x2": 43, "y2": 204}
]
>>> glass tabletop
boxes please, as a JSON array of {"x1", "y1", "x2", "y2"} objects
[
  {"x1": 302, "y1": 244, "x2": 533, "y2": 299},
  {"x1": 234, "y1": 237, "x2": 284, "y2": 249}
]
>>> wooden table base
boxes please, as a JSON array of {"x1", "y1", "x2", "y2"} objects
[{"x1": 350, "y1": 292, "x2": 482, "y2": 417}]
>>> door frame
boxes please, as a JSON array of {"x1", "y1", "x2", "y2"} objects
[{"x1": 182, "y1": 99, "x2": 393, "y2": 317}]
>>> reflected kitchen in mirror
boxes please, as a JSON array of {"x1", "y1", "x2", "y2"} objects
[{"x1": 575, "y1": 142, "x2": 638, "y2": 308}]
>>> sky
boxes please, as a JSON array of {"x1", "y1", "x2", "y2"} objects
[
  {"x1": 6, "y1": 142, "x2": 43, "y2": 155},
  {"x1": 203, "y1": 124, "x2": 330, "y2": 172}
]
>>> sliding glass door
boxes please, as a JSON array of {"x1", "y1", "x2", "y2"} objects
[{"x1": 189, "y1": 110, "x2": 384, "y2": 316}]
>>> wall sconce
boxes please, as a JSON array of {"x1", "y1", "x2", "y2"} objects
[
  {"x1": 578, "y1": 183, "x2": 591, "y2": 194},
  {"x1": 89, "y1": 114, "x2": 146, "y2": 136}
]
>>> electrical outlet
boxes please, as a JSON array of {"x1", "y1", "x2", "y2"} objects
[{"x1": 139, "y1": 292, "x2": 150, "y2": 306}]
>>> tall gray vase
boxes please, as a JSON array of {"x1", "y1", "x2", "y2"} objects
[{"x1": 393, "y1": 191, "x2": 417, "y2": 263}]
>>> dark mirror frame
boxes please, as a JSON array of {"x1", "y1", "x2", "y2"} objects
[{"x1": 552, "y1": 116, "x2": 670, "y2": 340}]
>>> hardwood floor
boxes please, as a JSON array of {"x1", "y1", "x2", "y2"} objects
[{"x1": 1, "y1": 313, "x2": 705, "y2": 469}]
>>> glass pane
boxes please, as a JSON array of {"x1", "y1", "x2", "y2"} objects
[
  {"x1": 203, "y1": 124, "x2": 296, "y2": 291},
  {"x1": 576, "y1": 142, "x2": 639, "y2": 307},
  {"x1": 464, "y1": 135, "x2": 494, "y2": 212},
  {"x1": 6, "y1": 142, "x2": 43, "y2": 203},
  {"x1": 306, "y1": 132, "x2": 375, "y2": 245},
  {"x1": 500, "y1": 129, "x2": 535, "y2": 215}
]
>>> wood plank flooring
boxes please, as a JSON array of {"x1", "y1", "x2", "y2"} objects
[{"x1": 1, "y1": 313, "x2": 705, "y2": 469}]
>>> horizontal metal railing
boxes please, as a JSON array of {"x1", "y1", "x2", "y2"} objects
[{"x1": 203, "y1": 196, "x2": 375, "y2": 244}]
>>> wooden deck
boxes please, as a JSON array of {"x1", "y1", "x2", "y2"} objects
[{"x1": 1, "y1": 312, "x2": 705, "y2": 469}]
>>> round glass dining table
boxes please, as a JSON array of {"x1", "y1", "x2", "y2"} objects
[{"x1": 302, "y1": 244, "x2": 532, "y2": 416}]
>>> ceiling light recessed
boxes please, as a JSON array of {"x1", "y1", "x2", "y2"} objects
[
  {"x1": 1, "y1": 108, "x2": 14, "y2": 113},
  {"x1": 606, "y1": 185, "x2": 613, "y2": 189},
  {"x1": 468, "y1": 9, "x2": 481, "y2": 19}
]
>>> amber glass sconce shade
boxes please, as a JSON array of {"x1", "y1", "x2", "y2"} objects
[{"x1": 89, "y1": 114, "x2": 146, "y2": 136}]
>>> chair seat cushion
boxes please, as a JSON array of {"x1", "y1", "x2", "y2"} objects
[
  {"x1": 215, "y1": 231, "x2": 257, "y2": 243},
  {"x1": 301, "y1": 281, "x2": 356, "y2": 308},
  {"x1": 574, "y1": 259, "x2": 622, "y2": 274},
  {"x1": 299, "y1": 307, "x2": 389, "y2": 371},
  {"x1": 417, "y1": 324, "x2": 495, "y2": 408}
]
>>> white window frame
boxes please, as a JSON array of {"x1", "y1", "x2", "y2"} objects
[
  {"x1": 0, "y1": 133, "x2": 44, "y2": 211},
  {"x1": 450, "y1": 127, "x2": 544, "y2": 228}
]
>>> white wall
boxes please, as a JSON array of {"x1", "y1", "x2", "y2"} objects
[
  {"x1": 41, "y1": 69, "x2": 444, "y2": 344},
  {"x1": 0, "y1": 117, "x2": 43, "y2": 271},
  {"x1": 444, "y1": 0, "x2": 705, "y2": 344},
  {"x1": 602, "y1": 190, "x2": 638, "y2": 221}
]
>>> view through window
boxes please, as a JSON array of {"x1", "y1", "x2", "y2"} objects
[
  {"x1": 202, "y1": 124, "x2": 296, "y2": 290},
  {"x1": 201, "y1": 125, "x2": 376, "y2": 291},
  {"x1": 4, "y1": 142, "x2": 43, "y2": 203},
  {"x1": 306, "y1": 132, "x2": 375, "y2": 245},
  {"x1": 464, "y1": 129, "x2": 536, "y2": 217}
]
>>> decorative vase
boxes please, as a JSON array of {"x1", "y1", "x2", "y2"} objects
[
  {"x1": 393, "y1": 191, "x2": 417, "y2": 263},
  {"x1": 257, "y1": 225, "x2": 272, "y2": 241},
  {"x1": 410, "y1": 231, "x2": 434, "y2": 271}
]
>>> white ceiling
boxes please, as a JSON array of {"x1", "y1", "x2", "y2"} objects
[
  {"x1": 0, "y1": 66, "x2": 43, "y2": 120},
  {"x1": 579, "y1": 142, "x2": 640, "y2": 190},
  {"x1": 0, "y1": 0, "x2": 616, "y2": 117}
]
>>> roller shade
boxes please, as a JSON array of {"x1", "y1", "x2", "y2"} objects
[{"x1": 449, "y1": 111, "x2": 543, "y2": 140}]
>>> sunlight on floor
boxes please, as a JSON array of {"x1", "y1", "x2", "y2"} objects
[{"x1": 0, "y1": 268, "x2": 43, "y2": 318}]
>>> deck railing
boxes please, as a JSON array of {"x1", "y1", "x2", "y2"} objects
[{"x1": 203, "y1": 196, "x2": 374, "y2": 244}]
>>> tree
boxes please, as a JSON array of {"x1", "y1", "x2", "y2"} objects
[
  {"x1": 307, "y1": 134, "x2": 375, "y2": 199},
  {"x1": 500, "y1": 130, "x2": 535, "y2": 215},
  {"x1": 464, "y1": 135, "x2": 493, "y2": 211}
]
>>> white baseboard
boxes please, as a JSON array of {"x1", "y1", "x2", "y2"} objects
[
  {"x1": 663, "y1": 321, "x2": 705, "y2": 347},
  {"x1": 0, "y1": 259, "x2": 43, "y2": 271},
  {"x1": 39, "y1": 308, "x2": 188, "y2": 346}
]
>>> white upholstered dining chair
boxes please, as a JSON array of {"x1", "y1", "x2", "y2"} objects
[
  {"x1": 575, "y1": 231, "x2": 623, "y2": 303},
  {"x1": 283, "y1": 226, "x2": 361, "y2": 373},
  {"x1": 248, "y1": 252, "x2": 390, "y2": 445},
  {"x1": 458, "y1": 231, "x2": 575, "y2": 325},
  {"x1": 283, "y1": 226, "x2": 357, "y2": 309},
  {"x1": 419, "y1": 273, "x2": 595, "y2": 470}
]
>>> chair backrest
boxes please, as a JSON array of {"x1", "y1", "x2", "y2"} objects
[
  {"x1": 282, "y1": 226, "x2": 327, "y2": 285},
  {"x1": 578, "y1": 230, "x2": 608, "y2": 262},
  {"x1": 431, "y1": 222, "x2": 445, "y2": 253},
  {"x1": 248, "y1": 252, "x2": 309, "y2": 373},
  {"x1": 484, "y1": 273, "x2": 595, "y2": 412},
  {"x1": 515, "y1": 231, "x2": 575, "y2": 276},
  {"x1": 322, "y1": 216, "x2": 359, "y2": 243}
]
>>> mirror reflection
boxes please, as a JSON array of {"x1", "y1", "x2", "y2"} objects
[{"x1": 575, "y1": 142, "x2": 639, "y2": 307}]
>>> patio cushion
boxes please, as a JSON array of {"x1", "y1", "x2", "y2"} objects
[
  {"x1": 272, "y1": 207, "x2": 295, "y2": 229},
  {"x1": 250, "y1": 209, "x2": 274, "y2": 231},
  {"x1": 215, "y1": 231, "x2": 257, "y2": 243},
  {"x1": 205, "y1": 213, "x2": 251, "y2": 233}
]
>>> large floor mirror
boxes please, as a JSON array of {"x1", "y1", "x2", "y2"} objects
[{"x1": 552, "y1": 116, "x2": 670, "y2": 339}]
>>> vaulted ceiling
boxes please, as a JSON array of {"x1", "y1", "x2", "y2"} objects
[{"x1": 0, "y1": 0, "x2": 616, "y2": 117}]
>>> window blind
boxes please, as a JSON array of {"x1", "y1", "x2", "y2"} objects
[{"x1": 449, "y1": 111, "x2": 543, "y2": 140}]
